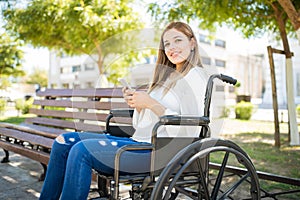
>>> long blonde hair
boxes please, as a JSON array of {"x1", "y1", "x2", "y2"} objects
[{"x1": 148, "y1": 22, "x2": 203, "y2": 94}]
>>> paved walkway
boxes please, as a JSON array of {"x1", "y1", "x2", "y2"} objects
[
  {"x1": 0, "y1": 151, "x2": 44, "y2": 199},
  {"x1": 0, "y1": 151, "x2": 101, "y2": 199}
]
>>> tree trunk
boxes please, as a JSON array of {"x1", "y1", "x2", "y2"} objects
[
  {"x1": 273, "y1": 2, "x2": 300, "y2": 145},
  {"x1": 277, "y1": 0, "x2": 300, "y2": 43},
  {"x1": 285, "y1": 58, "x2": 300, "y2": 145},
  {"x1": 94, "y1": 41, "x2": 108, "y2": 88}
]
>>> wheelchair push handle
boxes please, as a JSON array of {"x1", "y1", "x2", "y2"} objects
[
  {"x1": 204, "y1": 73, "x2": 237, "y2": 118},
  {"x1": 220, "y1": 74, "x2": 237, "y2": 85}
]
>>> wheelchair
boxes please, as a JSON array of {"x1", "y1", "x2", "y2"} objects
[{"x1": 97, "y1": 74, "x2": 260, "y2": 200}]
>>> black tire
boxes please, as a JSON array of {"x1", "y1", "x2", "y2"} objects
[{"x1": 151, "y1": 138, "x2": 260, "y2": 200}]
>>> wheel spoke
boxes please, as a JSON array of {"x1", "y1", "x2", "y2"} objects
[
  {"x1": 211, "y1": 151, "x2": 229, "y2": 199},
  {"x1": 197, "y1": 159, "x2": 211, "y2": 199},
  {"x1": 218, "y1": 172, "x2": 250, "y2": 200},
  {"x1": 174, "y1": 186, "x2": 198, "y2": 200},
  {"x1": 151, "y1": 139, "x2": 260, "y2": 200}
]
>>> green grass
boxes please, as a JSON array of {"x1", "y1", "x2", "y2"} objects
[
  {"x1": 220, "y1": 119, "x2": 300, "y2": 200},
  {"x1": 0, "y1": 114, "x2": 34, "y2": 124}
]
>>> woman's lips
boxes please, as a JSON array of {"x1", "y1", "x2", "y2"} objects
[{"x1": 171, "y1": 51, "x2": 180, "y2": 58}]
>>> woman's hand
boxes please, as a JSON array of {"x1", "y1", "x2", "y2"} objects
[
  {"x1": 131, "y1": 91, "x2": 166, "y2": 116},
  {"x1": 122, "y1": 88, "x2": 166, "y2": 116},
  {"x1": 129, "y1": 91, "x2": 152, "y2": 109},
  {"x1": 122, "y1": 87, "x2": 135, "y2": 106}
]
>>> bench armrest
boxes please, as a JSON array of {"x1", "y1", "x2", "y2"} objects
[
  {"x1": 109, "y1": 108, "x2": 134, "y2": 118},
  {"x1": 105, "y1": 108, "x2": 135, "y2": 137}
]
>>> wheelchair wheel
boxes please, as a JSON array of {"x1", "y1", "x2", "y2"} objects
[{"x1": 151, "y1": 138, "x2": 260, "y2": 200}]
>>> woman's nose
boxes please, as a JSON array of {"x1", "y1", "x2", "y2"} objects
[
  {"x1": 166, "y1": 43, "x2": 176, "y2": 51},
  {"x1": 169, "y1": 42, "x2": 176, "y2": 49}
]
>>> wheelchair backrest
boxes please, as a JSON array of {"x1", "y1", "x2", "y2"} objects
[
  {"x1": 153, "y1": 137, "x2": 202, "y2": 175},
  {"x1": 107, "y1": 74, "x2": 237, "y2": 174},
  {"x1": 151, "y1": 74, "x2": 237, "y2": 174}
]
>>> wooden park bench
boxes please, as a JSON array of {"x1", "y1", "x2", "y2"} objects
[{"x1": 0, "y1": 87, "x2": 132, "y2": 181}]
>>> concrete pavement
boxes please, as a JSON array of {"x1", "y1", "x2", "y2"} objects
[
  {"x1": 0, "y1": 151, "x2": 101, "y2": 199},
  {"x1": 0, "y1": 151, "x2": 44, "y2": 199}
]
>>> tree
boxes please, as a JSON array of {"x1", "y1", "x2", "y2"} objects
[
  {"x1": 278, "y1": 0, "x2": 300, "y2": 43},
  {"x1": 149, "y1": 0, "x2": 299, "y2": 38},
  {"x1": 0, "y1": 32, "x2": 24, "y2": 77},
  {"x1": 148, "y1": 0, "x2": 300, "y2": 146},
  {"x1": 3, "y1": 0, "x2": 145, "y2": 80},
  {"x1": 25, "y1": 67, "x2": 48, "y2": 88},
  {"x1": 0, "y1": 32, "x2": 24, "y2": 91}
]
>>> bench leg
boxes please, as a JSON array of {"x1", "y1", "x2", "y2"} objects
[
  {"x1": 97, "y1": 176, "x2": 109, "y2": 197},
  {"x1": 1, "y1": 149, "x2": 10, "y2": 163},
  {"x1": 39, "y1": 163, "x2": 47, "y2": 181}
]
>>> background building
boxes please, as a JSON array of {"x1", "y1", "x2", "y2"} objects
[
  {"x1": 48, "y1": 27, "x2": 300, "y2": 110},
  {"x1": 48, "y1": 52, "x2": 103, "y2": 89},
  {"x1": 262, "y1": 38, "x2": 300, "y2": 108}
]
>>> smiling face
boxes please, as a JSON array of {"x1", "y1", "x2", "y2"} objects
[{"x1": 163, "y1": 28, "x2": 194, "y2": 70}]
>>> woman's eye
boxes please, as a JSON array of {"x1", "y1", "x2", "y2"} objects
[
  {"x1": 164, "y1": 43, "x2": 170, "y2": 48},
  {"x1": 175, "y1": 39, "x2": 182, "y2": 43}
]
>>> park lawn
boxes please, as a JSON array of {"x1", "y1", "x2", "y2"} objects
[
  {"x1": 220, "y1": 119, "x2": 300, "y2": 177},
  {"x1": 220, "y1": 119, "x2": 300, "y2": 200},
  {"x1": 0, "y1": 114, "x2": 35, "y2": 124}
]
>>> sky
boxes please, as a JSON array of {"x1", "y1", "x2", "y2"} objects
[{"x1": 22, "y1": 46, "x2": 50, "y2": 73}]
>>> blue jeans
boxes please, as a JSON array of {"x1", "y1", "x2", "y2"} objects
[{"x1": 39, "y1": 132, "x2": 151, "y2": 200}]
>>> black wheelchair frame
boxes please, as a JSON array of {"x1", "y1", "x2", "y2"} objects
[{"x1": 98, "y1": 74, "x2": 261, "y2": 200}]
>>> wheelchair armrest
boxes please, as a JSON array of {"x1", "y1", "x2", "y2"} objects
[
  {"x1": 151, "y1": 115, "x2": 210, "y2": 140},
  {"x1": 158, "y1": 115, "x2": 210, "y2": 126},
  {"x1": 114, "y1": 143, "x2": 154, "y2": 196}
]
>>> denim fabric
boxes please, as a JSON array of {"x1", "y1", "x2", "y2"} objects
[{"x1": 39, "y1": 132, "x2": 151, "y2": 200}]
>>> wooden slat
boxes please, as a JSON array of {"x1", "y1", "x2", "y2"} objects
[
  {"x1": 71, "y1": 121, "x2": 106, "y2": 132},
  {"x1": 0, "y1": 122, "x2": 58, "y2": 139},
  {"x1": 37, "y1": 88, "x2": 124, "y2": 98},
  {"x1": 30, "y1": 109, "x2": 132, "y2": 124},
  {"x1": 26, "y1": 117, "x2": 105, "y2": 133},
  {"x1": 0, "y1": 140, "x2": 50, "y2": 164},
  {"x1": 0, "y1": 127, "x2": 54, "y2": 148},
  {"x1": 21, "y1": 124, "x2": 66, "y2": 135},
  {"x1": 33, "y1": 99, "x2": 128, "y2": 110},
  {"x1": 26, "y1": 117, "x2": 76, "y2": 129},
  {"x1": 29, "y1": 109, "x2": 108, "y2": 122}
]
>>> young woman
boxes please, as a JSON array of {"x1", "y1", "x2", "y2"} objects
[{"x1": 39, "y1": 21, "x2": 208, "y2": 200}]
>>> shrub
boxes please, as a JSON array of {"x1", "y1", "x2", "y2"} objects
[
  {"x1": 22, "y1": 97, "x2": 34, "y2": 114},
  {"x1": 15, "y1": 97, "x2": 34, "y2": 115},
  {"x1": 0, "y1": 98, "x2": 7, "y2": 114},
  {"x1": 221, "y1": 106, "x2": 231, "y2": 118},
  {"x1": 297, "y1": 104, "x2": 300, "y2": 116},
  {"x1": 235, "y1": 101, "x2": 254, "y2": 120},
  {"x1": 15, "y1": 98, "x2": 25, "y2": 115}
]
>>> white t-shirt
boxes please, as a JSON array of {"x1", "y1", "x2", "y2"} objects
[{"x1": 131, "y1": 67, "x2": 208, "y2": 143}]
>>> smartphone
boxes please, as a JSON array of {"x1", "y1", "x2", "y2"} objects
[{"x1": 119, "y1": 78, "x2": 132, "y2": 90}]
